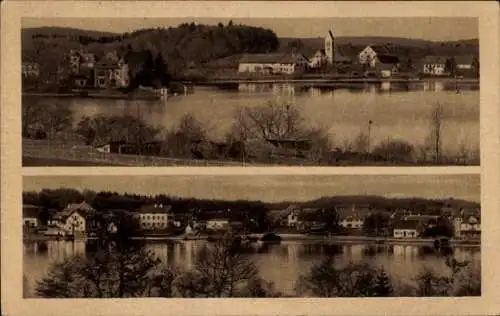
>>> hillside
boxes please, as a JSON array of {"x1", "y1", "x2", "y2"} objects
[
  {"x1": 22, "y1": 25, "x2": 479, "y2": 82},
  {"x1": 267, "y1": 195, "x2": 479, "y2": 212},
  {"x1": 279, "y1": 36, "x2": 479, "y2": 58},
  {"x1": 23, "y1": 189, "x2": 479, "y2": 214},
  {"x1": 22, "y1": 23, "x2": 280, "y2": 79}
]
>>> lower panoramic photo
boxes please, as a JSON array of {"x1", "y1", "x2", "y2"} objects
[{"x1": 22, "y1": 174, "x2": 481, "y2": 298}]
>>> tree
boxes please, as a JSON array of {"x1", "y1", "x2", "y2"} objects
[
  {"x1": 371, "y1": 139, "x2": 415, "y2": 164},
  {"x1": 75, "y1": 115, "x2": 163, "y2": 149},
  {"x1": 296, "y1": 258, "x2": 394, "y2": 297},
  {"x1": 362, "y1": 213, "x2": 390, "y2": 237},
  {"x1": 153, "y1": 52, "x2": 171, "y2": 87},
  {"x1": 230, "y1": 101, "x2": 331, "y2": 162},
  {"x1": 427, "y1": 103, "x2": 445, "y2": 164},
  {"x1": 22, "y1": 97, "x2": 74, "y2": 139},
  {"x1": 445, "y1": 57, "x2": 457, "y2": 76},
  {"x1": 35, "y1": 241, "x2": 174, "y2": 298},
  {"x1": 174, "y1": 233, "x2": 260, "y2": 297},
  {"x1": 165, "y1": 113, "x2": 207, "y2": 158}
]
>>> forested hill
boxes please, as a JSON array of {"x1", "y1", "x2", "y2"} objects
[
  {"x1": 22, "y1": 22, "x2": 280, "y2": 77},
  {"x1": 23, "y1": 189, "x2": 479, "y2": 215},
  {"x1": 22, "y1": 24, "x2": 479, "y2": 81},
  {"x1": 267, "y1": 196, "x2": 480, "y2": 212}
]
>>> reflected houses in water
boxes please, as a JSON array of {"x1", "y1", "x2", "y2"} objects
[
  {"x1": 423, "y1": 80, "x2": 446, "y2": 92},
  {"x1": 24, "y1": 240, "x2": 86, "y2": 262}
]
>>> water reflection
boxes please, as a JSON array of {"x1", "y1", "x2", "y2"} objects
[
  {"x1": 221, "y1": 81, "x2": 478, "y2": 95},
  {"x1": 23, "y1": 81, "x2": 479, "y2": 154},
  {"x1": 24, "y1": 240, "x2": 480, "y2": 296}
]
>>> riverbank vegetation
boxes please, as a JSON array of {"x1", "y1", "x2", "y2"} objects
[
  {"x1": 31, "y1": 233, "x2": 480, "y2": 298},
  {"x1": 22, "y1": 95, "x2": 479, "y2": 166}
]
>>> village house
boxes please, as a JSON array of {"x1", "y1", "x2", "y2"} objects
[
  {"x1": 206, "y1": 218, "x2": 230, "y2": 231},
  {"x1": 453, "y1": 209, "x2": 481, "y2": 239},
  {"x1": 68, "y1": 49, "x2": 96, "y2": 73},
  {"x1": 295, "y1": 208, "x2": 326, "y2": 232},
  {"x1": 94, "y1": 52, "x2": 130, "y2": 89},
  {"x1": 22, "y1": 62, "x2": 40, "y2": 78},
  {"x1": 454, "y1": 55, "x2": 477, "y2": 71},
  {"x1": 134, "y1": 203, "x2": 174, "y2": 231},
  {"x1": 358, "y1": 45, "x2": 399, "y2": 69},
  {"x1": 23, "y1": 204, "x2": 41, "y2": 228},
  {"x1": 421, "y1": 56, "x2": 447, "y2": 76},
  {"x1": 238, "y1": 53, "x2": 309, "y2": 75},
  {"x1": 48, "y1": 201, "x2": 98, "y2": 237},
  {"x1": 376, "y1": 57, "x2": 400, "y2": 78},
  {"x1": 284, "y1": 205, "x2": 301, "y2": 228},
  {"x1": 184, "y1": 223, "x2": 195, "y2": 235},
  {"x1": 393, "y1": 219, "x2": 420, "y2": 238},
  {"x1": 308, "y1": 49, "x2": 328, "y2": 69},
  {"x1": 95, "y1": 140, "x2": 137, "y2": 155},
  {"x1": 336, "y1": 204, "x2": 371, "y2": 229},
  {"x1": 454, "y1": 55, "x2": 479, "y2": 77}
]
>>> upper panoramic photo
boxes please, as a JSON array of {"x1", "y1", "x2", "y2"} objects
[{"x1": 21, "y1": 17, "x2": 479, "y2": 167}]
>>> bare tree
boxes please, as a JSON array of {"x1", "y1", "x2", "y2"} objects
[
  {"x1": 232, "y1": 101, "x2": 305, "y2": 141},
  {"x1": 428, "y1": 103, "x2": 445, "y2": 164},
  {"x1": 175, "y1": 233, "x2": 259, "y2": 297},
  {"x1": 230, "y1": 101, "x2": 332, "y2": 162}
]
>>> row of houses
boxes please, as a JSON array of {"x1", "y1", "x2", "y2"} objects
[
  {"x1": 22, "y1": 201, "x2": 243, "y2": 237},
  {"x1": 22, "y1": 49, "x2": 130, "y2": 89},
  {"x1": 236, "y1": 30, "x2": 479, "y2": 78},
  {"x1": 23, "y1": 201, "x2": 481, "y2": 239},
  {"x1": 67, "y1": 49, "x2": 130, "y2": 89},
  {"x1": 268, "y1": 204, "x2": 481, "y2": 239}
]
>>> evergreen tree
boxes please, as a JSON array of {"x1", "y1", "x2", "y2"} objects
[
  {"x1": 153, "y1": 52, "x2": 171, "y2": 87},
  {"x1": 373, "y1": 268, "x2": 393, "y2": 297}
]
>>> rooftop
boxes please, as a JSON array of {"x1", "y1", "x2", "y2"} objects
[
  {"x1": 23, "y1": 204, "x2": 41, "y2": 218},
  {"x1": 394, "y1": 219, "x2": 421, "y2": 230},
  {"x1": 239, "y1": 53, "x2": 309, "y2": 65},
  {"x1": 454, "y1": 55, "x2": 476, "y2": 65},
  {"x1": 138, "y1": 203, "x2": 173, "y2": 214}
]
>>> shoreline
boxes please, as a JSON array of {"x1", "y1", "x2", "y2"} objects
[
  {"x1": 23, "y1": 233, "x2": 480, "y2": 247},
  {"x1": 22, "y1": 77, "x2": 479, "y2": 99}
]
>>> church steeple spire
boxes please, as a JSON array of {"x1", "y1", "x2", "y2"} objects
[{"x1": 325, "y1": 30, "x2": 335, "y2": 65}]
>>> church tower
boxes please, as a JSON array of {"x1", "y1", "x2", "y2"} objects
[{"x1": 325, "y1": 30, "x2": 335, "y2": 65}]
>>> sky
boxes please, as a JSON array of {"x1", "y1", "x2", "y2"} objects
[
  {"x1": 23, "y1": 175, "x2": 480, "y2": 203},
  {"x1": 22, "y1": 17, "x2": 478, "y2": 41}
]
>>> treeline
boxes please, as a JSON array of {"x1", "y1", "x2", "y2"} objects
[
  {"x1": 23, "y1": 188, "x2": 478, "y2": 222},
  {"x1": 22, "y1": 22, "x2": 280, "y2": 79},
  {"x1": 23, "y1": 188, "x2": 271, "y2": 230}
]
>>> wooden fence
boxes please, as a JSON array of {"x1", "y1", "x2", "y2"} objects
[{"x1": 23, "y1": 140, "x2": 253, "y2": 166}]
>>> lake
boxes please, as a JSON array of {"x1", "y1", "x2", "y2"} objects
[
  {"x1": 24, "y1": 80, "x2": 479, "y2": 155},
  {"x1": 23, "y1": 239, "x2": 481, "y2": 297}
]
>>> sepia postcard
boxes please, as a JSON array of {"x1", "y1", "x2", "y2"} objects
[
  {"x1": 2, "y1": 1, "x2": 500, "y2": 316},
  {"x1": 19, "y1": 13, "x2": 482, "y2": 167}
]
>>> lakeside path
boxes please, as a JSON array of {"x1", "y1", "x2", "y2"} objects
[{"x1": 24, "y1": 233, "x2": 480, "y2": 247}]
